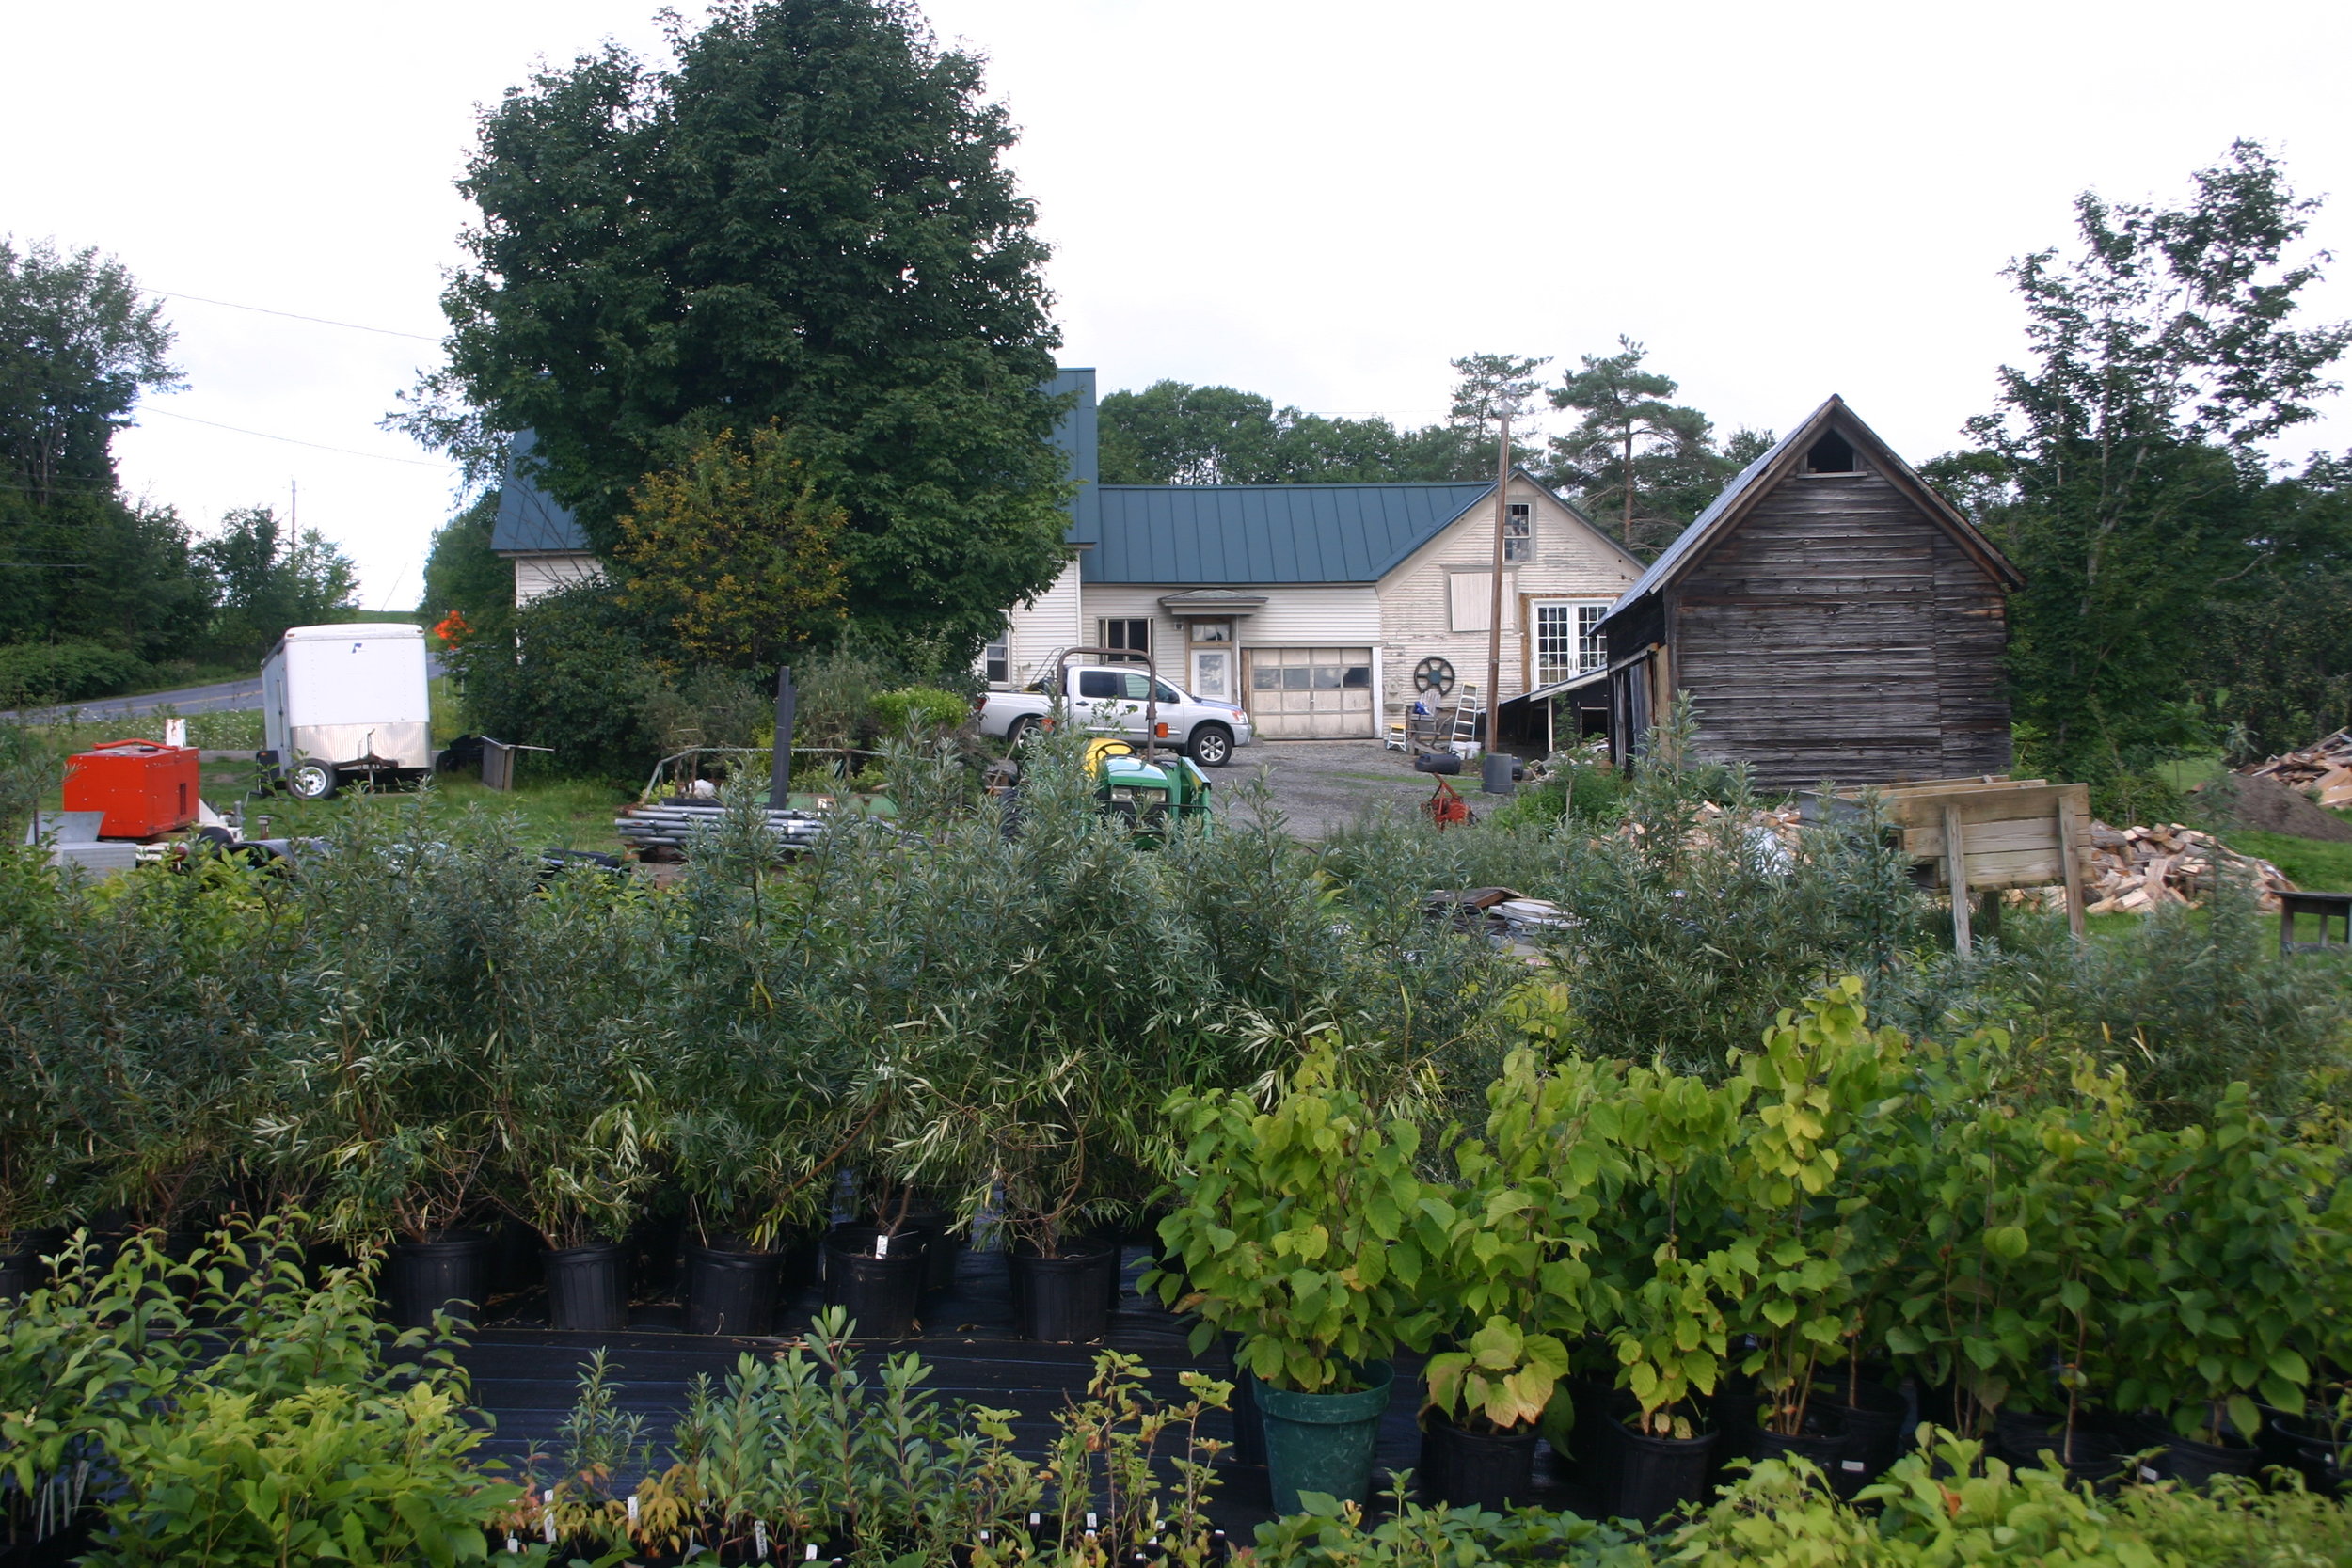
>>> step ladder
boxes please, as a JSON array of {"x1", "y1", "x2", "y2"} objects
[{"x1": 1450, "y1": 685, "x2": 1485, "y2": 753}]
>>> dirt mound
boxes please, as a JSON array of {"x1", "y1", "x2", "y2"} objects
[{"x1": 2195, "y1": 772, "x2": 2352, "y2": 842}]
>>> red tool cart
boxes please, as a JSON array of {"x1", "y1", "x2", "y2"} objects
[{"x1": 61, "y1": 739, "x2": 201, "y2": 839}]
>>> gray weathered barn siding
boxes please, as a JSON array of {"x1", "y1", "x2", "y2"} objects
[{"x1": 1598, "y1": 398, "x2": 2020, "y2": 790}]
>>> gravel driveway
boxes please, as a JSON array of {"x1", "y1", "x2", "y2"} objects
[{"x1": 1212, "y1": 738, "x2": 1469, "y2": 839}]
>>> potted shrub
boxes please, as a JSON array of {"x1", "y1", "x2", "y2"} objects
[
  {"x1": 2110, "y1": 1086, "x2": 2333, "y2": 1486},
  {"x1": 1590, "y1": 1061, "x2": 1746, "y2": 1525},
  {"x1": 1716, "y1": 983, "x2": 1906, "y2": 1474},
  {"x1": 1415, "y1": 1049, "x2": 1622, "y2": 1512},
  {"x1": 1150, "y1": 1045, "x2": 1426, "y2": 1513},
  {"x1": 1983, "y1": 1063, "x2": 2139, "y2": 1481},
  {"x1": 276, "y1": 1025, "x2": 501, "y2": 1330},
  {"x1": 493, "y1": 1033, "x2": 661, "y2": 1333}
]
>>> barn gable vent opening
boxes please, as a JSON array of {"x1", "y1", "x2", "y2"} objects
[{"x1": 1805, "y1": 432, "x2": 1856, "y2": 473}]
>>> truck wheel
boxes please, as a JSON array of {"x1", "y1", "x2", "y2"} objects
[
  {"x1": 1007, "y1": 716, "x2": 1043, "y2": 749},
  {"x1": 286, "y1": 762, "x2": 339, "y2": 800},
  {"x1": 1187, "y1": 723, "x2": 1233, "y2": 767}
]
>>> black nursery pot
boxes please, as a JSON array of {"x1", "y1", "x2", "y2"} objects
[
  {"x1": 1994, "y1": 1407, "x2": 2116, "y2": 1481},
  {"x1": 383, "y1": 1229, "x2": 495, "y2": 1329},
  {"x1": 1228, "y1": 1338, "x2": 1268, "y2": 1467},
  {"x1": 0, "y1": 1228, "x2": 53, "y2": 1299},
  {"x1": 1008, "y1": 1242, "x2": 1120, "y2": 1343},
  {"x1": 1754, "y1": 1412, "x2": 1847, "y2": 1477},
  {"x1": 2265, "y1": 1416, "x2": 2348, "y2": 1498},
  {"x1": 685, "y1": 1242, "x2": 784, "y2": 1336},
  {"x1": 822, "y1": 1228, "x2": 926, "y2": 1338},
  {"x1": 1604, "y1": 1417, "x2": 1720, "y2": 1527},
  {"x1": 1421, "y1": 1411, "x2": 1541, "y2": 1513},
  {"x1": 544, "y1": 1243, "x2": 631, "y2": 1332},
  {"x1": 2122, "y1": 1417, "x2": 2260, "y2": 1489},
  {"x1": 1814, "y1": 1380, "x2": 1910, "y2": 1498}
]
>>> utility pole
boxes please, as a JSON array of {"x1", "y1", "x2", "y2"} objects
[{"x1": 1484, "y1": 407, "x2": 1511, "y2": 755}]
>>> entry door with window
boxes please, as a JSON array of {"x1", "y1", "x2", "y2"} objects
[
  {"x1": 1190, "y1": 648, "x2": 1232, "y2": 702},
  {"x1": 1533, "y1": 601, "x2": 1612, "y2": 685}
]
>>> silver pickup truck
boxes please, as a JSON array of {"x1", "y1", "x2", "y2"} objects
[{"x1": 974, "y1": 662, "x2": 1254, "y2": 766}]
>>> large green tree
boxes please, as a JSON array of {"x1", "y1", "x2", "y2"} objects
[
  {"x1": 1097, "y1": 380, "x2": 1479, "y2": 484},
  {"x1": 193, "y1": 506, "x2": 361, "y2": 661},
  {"x1": 0, "y1": 239, "x2": 210, "y2": 668},
  {"x1": 405, "y1": 0, "x2": 1070, "y2": 654},
  {"x1": 1547, "y1": 338, "x2": 1740, "y2": 554},
  {"x1": 1956, "y1": 141, "x2": 2351, "y2": 793}
]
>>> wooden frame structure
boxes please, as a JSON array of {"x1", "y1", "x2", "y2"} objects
[{"x1": 1817, "y1": 777, "x2": 2090, "y2": 952}]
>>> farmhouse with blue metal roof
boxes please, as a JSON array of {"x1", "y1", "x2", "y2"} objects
[{"x1": 490, "y1": 366, "x2": 1644, "y2": 741}]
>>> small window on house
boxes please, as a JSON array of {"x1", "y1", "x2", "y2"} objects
[
  {"x1": 1503, "y1": 502, "x2": 1533, "y2": 562},
  {"x1": 1806, "y1": 433, "x2": 1856, "y2": 473},
  {"x1": 1099, "y1": 618, "x2": 1151, "y2": 660},
  {"x1": 982, "y1": 638, "x2": 1009, "y2": 686}
]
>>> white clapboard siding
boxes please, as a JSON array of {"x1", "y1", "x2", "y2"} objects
[
  {"x1": 1078, "y1": 585, "x2": 1380, "y2": 673},
  {"x1": 997, "y1": 557, "x2": 1085, "y2": 687},
  {"x1": 513, "y1": 553, "x2": 603, "y2": 606},
  {"x1": 1376, "y1": 481, "x2": 1641, "y2": 719}
]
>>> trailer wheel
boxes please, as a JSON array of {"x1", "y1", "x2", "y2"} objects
[{"x1": 286, "y1": 762, "x2": 339, "y2": 800}]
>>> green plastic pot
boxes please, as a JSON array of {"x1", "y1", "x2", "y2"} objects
[{"x1": 1250, "y1": 1361, "x2": 1395, "y2": 1514}]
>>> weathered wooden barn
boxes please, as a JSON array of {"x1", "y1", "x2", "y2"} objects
[{"x1": 1595, "y1": 396, "x2": 2024, "y2": 789}]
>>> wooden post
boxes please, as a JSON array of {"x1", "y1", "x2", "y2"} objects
[
  {"x1": 770, "y1": 664, "x2": 797, "y2": 806},
  {"x1": 1485, "y1": 409, "x2": 1510, "y2": 754},
  {"x1": 1944, "y1": 803, "x2": 1972, "y2": 956},
  {"x1": 2056, "y1": 790, "x2": 2087, "y2": 940}
]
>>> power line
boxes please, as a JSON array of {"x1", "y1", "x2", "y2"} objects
[
  {"x1": 155, "y1": 289, "x2": 442, "y2": 343},
  {"x1": 142, "y1": 409, "x2": 452, "y2": 467}
]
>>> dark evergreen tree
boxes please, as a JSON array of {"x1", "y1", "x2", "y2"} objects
[{"x1": 1546, "y1": 338, "x2": 1731, "y2": 555}]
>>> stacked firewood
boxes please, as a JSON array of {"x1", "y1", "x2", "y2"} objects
[
  {"x1": 2240, "y1": 729, "x2": 2352, "y2": 809},
  {"x1": 2079, "y1": 820, "x2": 2294, "y2": 914}
]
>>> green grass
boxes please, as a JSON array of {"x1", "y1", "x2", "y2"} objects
[
  {"x1": 221, "y1": 774, "x2": 632, "y2": 854},
  {"x1": 2224, "y1": 828, "x2": 2352, "y2": 893}
]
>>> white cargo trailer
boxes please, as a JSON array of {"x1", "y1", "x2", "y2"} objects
[{"x1": 259, "y1": 624, "x2": 434, "y2": 800}]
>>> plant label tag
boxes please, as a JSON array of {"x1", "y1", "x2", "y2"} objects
[
  {"x1": 627, "y1": 1496, "x2": 641, "y2": 1528},
  {"x1": 875, "y1": 1234, "x2": 890, "y2": 1257},
  {"x1": 544, "y1": 1516, "x2": 558, "y2": 1544},
  {"x1": 803, "y1": 1543, "x2": 817, "y2": 1560},
  {"x1": 752, "y1": 1521, "x2": 766, "y2": 1557},
  {"x1": 506, "y1": 1535, "x2": 519, "y2": 1554},
  {"x1": 1841, "y1": 1459, "x2": 1866, "y2": 1471},
  {"x1": 2139, "y1": 1465, "x2": 2160, "y2": 1481}
]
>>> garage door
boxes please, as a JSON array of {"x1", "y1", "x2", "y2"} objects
[{"x1": 1247, "y1": 647, "x2": 1375, "y2": 738}]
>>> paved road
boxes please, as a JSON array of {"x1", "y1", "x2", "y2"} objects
[
  {"x1": 8, "y1": 674, "x2": 266, "y2": 723},
  {"x1": 7, "y1": 654, "x2": 445, "y2": 724}
]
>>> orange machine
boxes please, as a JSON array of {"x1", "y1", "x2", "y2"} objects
[{"x1": 62, "y1": 739, "x2": 200, "y2": 839}]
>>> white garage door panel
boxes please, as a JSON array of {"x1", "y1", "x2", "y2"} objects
[{"x1": 1248, "y1": 647, "x2": 1375, "y2": 738}]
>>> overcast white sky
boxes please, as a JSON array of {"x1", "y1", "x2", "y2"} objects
[{"x1": 7, "y1": 0, "x2": 2351, "y2": 607}]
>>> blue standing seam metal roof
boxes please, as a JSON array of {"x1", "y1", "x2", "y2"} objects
[
  {"x1": 488, "y1": 429, "x2": 592, "y2": 555},
  {"x1": 1084, "y1": 481, "x2": 1497, "y2": 585}
]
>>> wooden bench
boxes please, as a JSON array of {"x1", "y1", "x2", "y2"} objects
[{"x1": 2279, "y1": 890, "x2": 2352, "y2": 958}]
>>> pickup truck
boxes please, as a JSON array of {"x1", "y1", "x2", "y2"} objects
[{"x1": 975, "y1": 663, "x2": 1254, "y2": 766}]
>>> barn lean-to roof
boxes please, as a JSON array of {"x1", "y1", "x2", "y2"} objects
[{"x1": 1601, "y1": 395, "x2": 2023, "y2": 627}]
